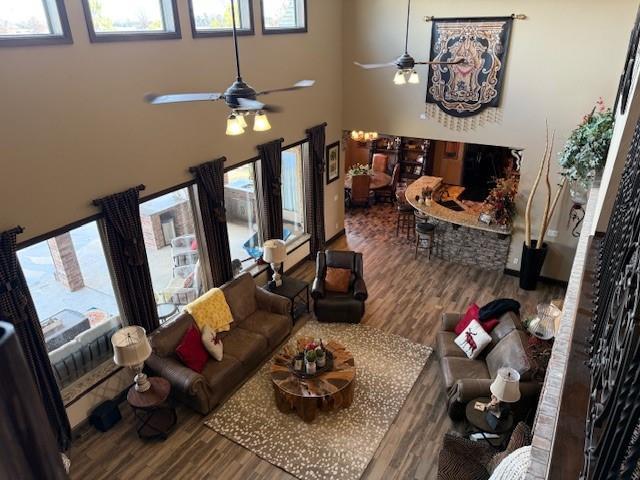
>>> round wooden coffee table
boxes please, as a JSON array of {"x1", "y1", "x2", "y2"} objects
[{"x1": 270, "y1": 338, "x2": 356, "y2": 422}]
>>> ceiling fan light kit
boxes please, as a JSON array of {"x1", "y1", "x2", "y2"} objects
[
  {"x1": 145, "y1": 0, "x2": 314, "y2": 137},
  {"x1": 354, "y1": 0, "x2": 463, "y2": 86}
]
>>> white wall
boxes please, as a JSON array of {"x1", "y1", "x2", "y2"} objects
[
  {"x1": 342, "y1": 0, "x2": 637, "y2": 280},
  {"x1": 0, "y1": 0, "x2": 345, "y2": 245}
]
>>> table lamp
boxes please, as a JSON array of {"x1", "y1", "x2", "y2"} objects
[
  {"x1": 263, "y1": 239, "x2": 286, "y2": 288},
  {"x1": 486, "y1": 367, "x2": 521, "y2": 422},
  {"x1": 111, "y1": 326, "x2": 152, "y2": 392}
]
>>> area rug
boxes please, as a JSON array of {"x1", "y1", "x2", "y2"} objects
[{"x1": 204, "y1": 321, "x2": 433, "y2": 480}]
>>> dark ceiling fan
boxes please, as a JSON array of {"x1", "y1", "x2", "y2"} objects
[
  {"x1": 144, "y1": 0, "x2": 315, "y2": 135},
  {"x1": 354, "y1": 0, "x2": 463, "y2": 85}
]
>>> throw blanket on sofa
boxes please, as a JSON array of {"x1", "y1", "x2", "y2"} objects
[{"x1": 186, "y1": 288, "x2": 233, "y2": 333}]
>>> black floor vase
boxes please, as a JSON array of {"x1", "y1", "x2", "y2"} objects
[{"x1": 520, "y1": 241, "x2": 548, "y2": 291}]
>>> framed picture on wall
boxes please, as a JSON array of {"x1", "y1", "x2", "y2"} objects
[{"x1": 326, "y1": 142, "x2": 340, "y2": 185}]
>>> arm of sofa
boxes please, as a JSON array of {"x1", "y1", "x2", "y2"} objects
[
  {"x1": 442, "y1": 312, "x2": 461, "y2": 332},
  {"x1": 146, "y1": 353, "x2": 207, "y2": 397},
  {"x1": 256, "y1": 287, "x2": 292, "y2": 316},
  {"x1": 311, "y1": 252, "x2": 326, "y2": 300}
]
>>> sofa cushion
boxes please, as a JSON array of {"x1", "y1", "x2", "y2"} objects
[
  {"x1": 440, "y1": 357, "x2": 491, "y2": 390},
  {"x1": 201, "y1": 355, "x2": 244, "y2": 403},
  {"x1": 240, "y1": 310, "x2": 290, "y2": 348},
  {"x1": 175, "y1": 324, "x2": 209, "y2": 373},
  {"x1": 486, "y1": 330, "x2": 532, "y2": 380},
  {"x1": 219, "y1": 328, "x2": 268, "y2": 368},
  {"x1": 490, "y1": 312, "x2": 520, "y2": 345},
  {"x1": 221, "y1": 273, "x2": 257, "y2": 324},
  {"x1": 149, "y1": 312, "x2": 195, "y2": 357},
  {"x1": 436, "y1": 331, "x2": 467, "y2": 359}
]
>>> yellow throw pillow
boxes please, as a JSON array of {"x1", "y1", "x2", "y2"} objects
[{"x1": 186, "y1": 288, "x2": 234, "y2": 333}]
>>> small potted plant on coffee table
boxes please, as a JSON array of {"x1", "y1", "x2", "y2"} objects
[
  {"x1": 316, "y1": 347, "x2": 326, "y2": 368},
  {"x1": 305, "y1": 349, "x2": 317, "y2": 374}
]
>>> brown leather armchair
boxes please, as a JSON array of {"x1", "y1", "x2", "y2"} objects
[
  {"x1": 437, "y1": 311, "x2": 542, "y2": 420},
  {"x1": 311, "y1": 251, "x2": 367, "y2": 324}
]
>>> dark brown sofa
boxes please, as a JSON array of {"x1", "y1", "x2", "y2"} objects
[
  {"x1": 437, "y1": 311, "x2": 541, "y2": 420},
  {"x1": 146, "y1": 273, "x2": 292, "y2": 414}
]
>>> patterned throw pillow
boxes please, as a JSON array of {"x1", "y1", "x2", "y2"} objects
[
  {"x1": 325, "y1": 267, "x2": 351, "y2": 293},
  {"x1": 487, "y1": 422, "x2": 532, "y2": 473},
  {"x1": 201, "y1": 325, "x2": 223, "y2": 361},
  {"x1": 454, "y1": 320, "x2": 492, "y2": 359}
]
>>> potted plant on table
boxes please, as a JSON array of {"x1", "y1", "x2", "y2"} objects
[
  {"x1": 305, "y1": 349, "x2": 317, "y2": 374},
  {"x1": 316, "y1": 347, "x2": 326, "y2": 368},
  {"x1": 558, "y1": 98, "x2": 614, "y2": 205},
  {"x1": 483, "y1": 170, "x2": 519, "y2": 228}
]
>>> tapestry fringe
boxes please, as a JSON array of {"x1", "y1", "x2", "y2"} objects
[{"x1": 425, "y1": 104, "x2": 503, "y2": 131}]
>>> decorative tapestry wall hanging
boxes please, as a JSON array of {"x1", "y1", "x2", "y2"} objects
[{"x1": 426, "y1": 17, "x2": 513, "y2": 118}]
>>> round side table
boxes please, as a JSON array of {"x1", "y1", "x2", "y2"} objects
[
  {"x1": 127, "y1": 377, "x2": 176, "y2": 440},
  {"x1": 465, "y1": 396, "x2": 514, "y2": 449}
]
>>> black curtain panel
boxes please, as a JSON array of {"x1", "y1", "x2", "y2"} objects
[
  {"x1": 258, "y1": 138, "x2": 284, "y2": 241},
  {"x1": 93, "y1": 187, "x2": 159, "y2": 333},
  {"x1": 0, "y1": 228, "x2": 72, "y2": 452},
  {"x1": 190, "y1": 158, "x2": 234, "y2": 286},
  {"x1": 305, "y1": 123, "x2": 327, "y2": 257}
]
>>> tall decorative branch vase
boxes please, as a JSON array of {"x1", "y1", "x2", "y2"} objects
[{"x1": 520, "y1": 241, "x2": 548, "y2": 291}]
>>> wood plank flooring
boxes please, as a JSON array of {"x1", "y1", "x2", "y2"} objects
[{"x1": 69, "y1": 203, "x2": 565, "y2": 480}]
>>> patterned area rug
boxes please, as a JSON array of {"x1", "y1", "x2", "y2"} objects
[{"x1": 204, "y1": 321, "x2": 433, "y2": 480}]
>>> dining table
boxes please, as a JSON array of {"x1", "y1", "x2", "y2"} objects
[{"x1": 344, "y1": 171, "x2": 391, "y2": 190}]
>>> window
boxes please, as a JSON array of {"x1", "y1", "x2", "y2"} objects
[
  {"x1": 282, "y1": 144, "x2": 307, "y2": 244},
  {"x1": 224, "y1": 162, "x2": 263, "y2": 272},
  {"x1": 17, "y1": 222, "x2": 123, "y2": 392},
  {"x1": 81, "y1": 0, "x2": 181, "y2": 42},
  {"x1": 139, "y1": 187, "x2": 203, "y2": 321},
  {"x1": 189, "y1": 0, "x2": 253, "y2": 38},
  {"x1": 0, "y1": 0, "x2": 72, "y2": 46},
  {"x1": 260, "y1": 0, "x2": 306, "y2": 34}
]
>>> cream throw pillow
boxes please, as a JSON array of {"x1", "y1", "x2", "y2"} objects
[
  {"x1": 454, "y1": 319, "x2": 492, "y2": 359},
  {"x1": 201, "y1": 325, "x2": 223, "y2": 361}
]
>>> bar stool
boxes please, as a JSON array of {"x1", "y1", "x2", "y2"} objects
[
  {"x1": 396, "y1": 203, "x2": 415, "y2": 238},
  {"x1": 415, "y1": 220, "x2": 436, "y2": 260}
]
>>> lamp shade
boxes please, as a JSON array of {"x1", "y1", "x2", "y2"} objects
[
  {"x1": 111, "y1": 326, "x2": 151, "y2": 367},
  {"x1": 490, "y1": 367, "x2": 521, "y2": 403},
  {"x1": 263, "y1": 239, "x2": 286, "y2": 264}
]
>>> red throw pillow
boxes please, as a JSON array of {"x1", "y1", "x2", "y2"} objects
[
  {"x1": 175, "y1": 324, "x2": 208, "y2": 373},
  {"x1": 454, "y1": 304, "x2": 480, "y2": 336},
  {"x1": 191, "y1": 239, "x2": 198, "y2": 251},
  {"x1": 482, "y1": 318, "x2": 500, "y2": 333}
]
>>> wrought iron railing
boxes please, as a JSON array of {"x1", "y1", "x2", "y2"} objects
[{"x1": 583, "y1": 116, "x2": 640, "y2": 479}]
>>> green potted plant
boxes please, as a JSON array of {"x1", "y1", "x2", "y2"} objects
[
  {"x1": 558, "y1": 98, "x2": 614, "y2": 204},
  {"x1": 315, "y1": 347, "x2": 326, "y2": 368},
  {"x1": 305, "y1": 349, "x2": 317, "y2": 374}
]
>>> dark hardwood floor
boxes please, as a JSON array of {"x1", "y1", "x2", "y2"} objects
[{"x1": 69, "y1": 203, "x2": 565, "y2": 480}]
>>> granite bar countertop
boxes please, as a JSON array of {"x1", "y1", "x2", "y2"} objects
[{"x1": 405, "y1": 176, "x2": 512, "y2": 235}]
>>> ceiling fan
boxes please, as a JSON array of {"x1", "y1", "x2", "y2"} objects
[
  {"x1": 144, "y1": 0, "x2": 315, "y2": 135},
  {"x1": 354, "y1": 0, "x2": 463, "y2": 85}
]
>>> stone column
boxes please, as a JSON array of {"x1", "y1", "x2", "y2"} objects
[{"x1": 47, "y1": 233, "x2": 84, "y2": 292}]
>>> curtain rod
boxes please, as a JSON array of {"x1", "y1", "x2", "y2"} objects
[
  {"x1": 188, "y1": 156, "x2": 227, "y2": 174},
  {"x1": 424, "y1": 13, "x2": 526, "y2": 21},
  {"x1": 5, "y1": 225, "x2": 24, "y2": 236},
  {"x1": 305, "y1": 122, "x2": 328, "y2": 133},
  {"x1": 92, "y1": 184, "x2": 146, "y2": 206}
]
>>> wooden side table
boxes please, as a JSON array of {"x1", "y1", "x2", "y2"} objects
[
  {"x1": 264, "y1": 276, "x2": 310, "y2": 322},
  {"x1": 127, "y1": 377, "x2": 176, "y2": 440},
  {"x1": 465, "y1": 396, "x2": 514, "y2": 449}
]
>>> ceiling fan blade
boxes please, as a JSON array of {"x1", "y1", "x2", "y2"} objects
[
  {"x1": 236, "y1": 98, "x2": 283, "y2": 113},
  {"x1": 354, "y1": 61, "x2": 397, "y2": 70},
  {"x1": 256, "y1": 80, "x2": 316, "y2": 96},
  {"x1": 144, "y1": 92, "x2": 223, "y2": 105},
  {"x1": 415, "y1": 59, "x2": 466, "y2": 66}
]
